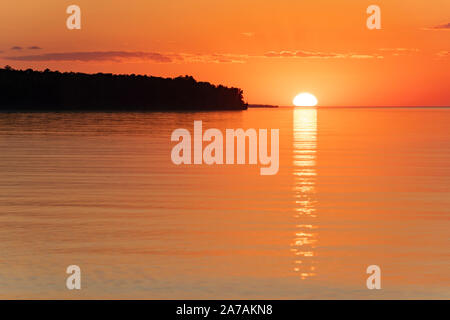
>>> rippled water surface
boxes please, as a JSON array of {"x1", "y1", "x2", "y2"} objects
[{"x1": 0, "y1": 107, "x2": 449, "y2": 299}]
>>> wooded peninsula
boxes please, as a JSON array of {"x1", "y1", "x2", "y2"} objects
[{"x1": 0, "y1": 67, "x2": 247, "y2": 111}]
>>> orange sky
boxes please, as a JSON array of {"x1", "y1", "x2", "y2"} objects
[{"x1": 0, "y1": 0, "x2": 449, "y2": 106}]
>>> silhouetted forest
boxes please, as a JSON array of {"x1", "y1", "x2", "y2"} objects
[{"x1": 0, "y1": 66, "x2": 247, "y2": 111}]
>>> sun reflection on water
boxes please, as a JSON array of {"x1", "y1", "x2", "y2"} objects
[{"x1": 292, "y1": 108, "x2": 318, "y2": 279}]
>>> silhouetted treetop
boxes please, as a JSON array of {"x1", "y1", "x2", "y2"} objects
[{"x1": 0, "y1": 67, "x2": 247, "y2": 111}]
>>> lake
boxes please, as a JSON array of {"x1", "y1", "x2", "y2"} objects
[{"x1": 0, "y1": 107, "x2": 449, "y2": 299}]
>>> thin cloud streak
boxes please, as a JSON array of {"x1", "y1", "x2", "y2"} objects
[
  {"x1": 3, "y1": 50, "x2": 385, "y2": 64},
  {"x1": 263, "y1": 50, "x2": 382, "y2": 59},
  {"x1": 3, "y1": 51, "x2": 248, "y2": 64},
  {"x1": 378, "y1": 48, "x2": 420, "y2": 56},
  {"x1": 4, "y1": 51, "x2": 173, "y2": 63},
  {"x1": 423, "y1": 22, "x2": 450, "y2": 30}
]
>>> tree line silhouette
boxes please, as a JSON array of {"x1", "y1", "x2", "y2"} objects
[{"x1": 0, "y1": 66, "x2": 247, "y2": 111}]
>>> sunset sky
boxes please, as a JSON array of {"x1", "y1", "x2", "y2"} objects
[{"x1": 0, "y1": 0, "x2": 449, "y2": 106}]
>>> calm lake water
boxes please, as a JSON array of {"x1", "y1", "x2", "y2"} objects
[{"x1": 0, "y1": 107, "x2": 449, "y2": 299}]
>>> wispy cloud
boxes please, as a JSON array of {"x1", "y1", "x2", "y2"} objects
[
  {"x1": 3, "y1": 49, "x2": 385, "y2": 64},
  {"x1": 2, "y1": 51, "x2": 250, "y2": 64},
  {"x1": 423, "y1": 22, "x2": 450, "y2": 30},
  {"x1": 4, "y1": 51, "x2": 174, "y2": 63},
  {"x1": 378, "y1": 48, "x2": 420, "y2": 56},
  {"x1": 263, "y1": 50, "x2": 382, "y2": 59},
  {"x1": 264, "y1": 50, "x2": 342, "y2": 58},
  {"x1": 348, "y1": 54, "x2": 383, "y2": 59},
  {"x1": 9, "y1": 45, "x2": 42, "y2": 51},
  {"x1": 180, "y1": 53, "x2": 248, "y2": 64}
]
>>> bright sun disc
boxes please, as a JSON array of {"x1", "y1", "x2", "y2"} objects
[{"x1": 293, "y1": 93, "x2": 318, "y2": 107}]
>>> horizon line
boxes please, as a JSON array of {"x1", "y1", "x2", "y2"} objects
[{"x1": 252, "y1": 105, "x2": 450, "y2": 109}]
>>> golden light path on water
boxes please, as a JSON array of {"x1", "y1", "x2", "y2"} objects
[{"x1": 292, "y1": 108, "x2": 318, "y2": 279}]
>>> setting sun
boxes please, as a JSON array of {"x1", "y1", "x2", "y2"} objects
[{"x1": 293, "y1": 93, "x2": 318, "y2": 107}]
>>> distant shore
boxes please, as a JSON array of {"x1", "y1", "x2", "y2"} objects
[
  {"x1": 0, "y1": 67, "x2": 247, "y2": 112},
  {"x1": 248, "y1": 104, "x2": 279, "y2": 108}
]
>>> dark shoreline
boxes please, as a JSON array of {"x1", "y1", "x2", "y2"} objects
[
  {"x1": 0, "y1": 67, "x2": 248, "y2": 112},
  {"x1": 248, "y1": 104, "x2": 279, "y2": 108},
  {"x1": 0, "y1": 107, "x2": 248, "y2": 113}
]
